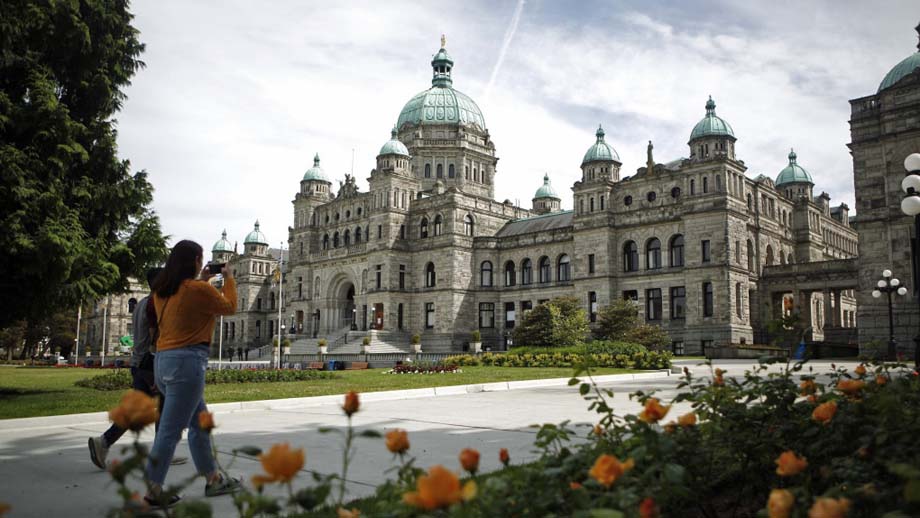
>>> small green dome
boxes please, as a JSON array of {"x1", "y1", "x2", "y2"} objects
[
  {"x1": 689, "y1": 97, "x2": 735, "y2": 142},
  {"x1": 534, "y1": 173, "x2": 560, "y2": 200},
  {"x1": 244, "y1": 220, "x2": 268, "y2": 245},
  {"x1": 582, "y1": 125, "x2": 620, "y2": 165},
  {"x1": 397, "y1": 39, "x2": 486, "y2": 130},
  {"x1": 212, "y1": 229, "x2": 232, "y2": 253},
  {"x1": 775, "y1": 149, "x2": 814, "y2": 186},
  {"x1": 302, "y1": 153, "x2": 330, "y2": 182},
  {"x1": 878, "y1": 52, "x2": 920, "y2": 92},
  {"x1": 379, "y1": 127, "x2": 410, "y2": 156}
]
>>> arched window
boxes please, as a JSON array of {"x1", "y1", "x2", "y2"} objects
[
  {"x1": 322, "y1": 234, "x2": 329, "y2": 250},
  {"x1": 787, "y1": 253, "x2": 794, "y2": 264},
  {"x1": 538, "y1": 256, "x2": 551, "y2": 283},
  {"x1": 480, "y1": 261, "x2": 493, "y2": 287},
  {"x1": 646, "y1": 238, "x2": 661, "y2": 270},
  {"x1": 747, "y1": 193, "x2": 753, "y2": 210},
  {"x1": 690, "y1": 179, "x2": 695, "y2": 195},
  {"x1": 557, "y1": 254, "x2": 571, "y2": 282},
  {"x1": 333, "y1": 232, "x2": 340, "y2": 248},
  {"x1": 343, "y1": 229, "x2": 350, "y2": 246},
  {"x1": 425, "y1": 262, "x2": 436, "y2": 288},
  {"x1": 590, "y1": 197, "x2": 595, "y2": 212},
  {"x1": 424, "y1": 164, "x2": 431, "y2": 178},
  {"x1": 521, "y1": 258, "x2": 532, "y2": 285},
  {"x1": 436, "y1": 164, "x2": 443, "y2": 178},
  {"x1": 504, "y1": 261, "x2": 516, "y2": 286},
  {"x1": 448, "y1": 164, "x2": 455, "y2": 178},
  {"x1": 600, "y1": 195, "x2": 605, "y2": 210},
  {"x1": 765, "y1": 245, "x2": 774, "y2": 265},
  {"x1": 433, "y1": 215, "x2": 442, "y2": 236},
  {"x1": 703, "y1": 177, "x2": 709, "y2": 193},
  {"x1": 464, "y1": 215, "x2": 474, "y2": 236},
  {"x1": 420, "y1": 217, "x2": 429, "y2": 238},
  {"x1": 128, "y1": 298, "x2": 137, "y2": 313},
  {"x1": 747, "y1": 239, "x2": 754, "y2": 270},
  {"x1": 780, "y1": 251, "x2": 786, "y2": 265},
  {"x1": 669, "y1": 235, "x2": 684, "y2": 267},
  {"x1": 623, "y1": 241, "x2": 638, "y2": 272},
  {"x1": 355, "y1": 226, "x2": 362, "y2": 243}
]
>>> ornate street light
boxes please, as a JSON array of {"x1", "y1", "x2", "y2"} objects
[
  {"x1": 872, "y1": 269, "x2": 908, "y2": 360},
  {"x1": 901, "y1": 154, "x2": 920, "y2": 369}
]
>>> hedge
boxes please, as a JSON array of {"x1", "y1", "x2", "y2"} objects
[
  {"x1": 75, "y1": 368, "x2": 336, "y2": 390},
  {"x1": 444, "y1": 350, "x2": 671, "y2": 370}
]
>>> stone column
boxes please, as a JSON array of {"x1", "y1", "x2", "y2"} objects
[{"x1": 798, "y1": 290, "x2": 813, "y2": 338}]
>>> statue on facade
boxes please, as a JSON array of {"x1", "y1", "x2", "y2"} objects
[{"x1": 337, "y1": 174, "x2": 359, "y2": 198}]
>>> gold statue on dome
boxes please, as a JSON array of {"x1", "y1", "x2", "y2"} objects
[{"x1": 441, "y1": 34, "x2": 446, "y2": 48}]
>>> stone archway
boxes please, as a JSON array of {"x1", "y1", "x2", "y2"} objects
[{"x1": 325, "y1": 274, "x2": 357, "y2": 332}]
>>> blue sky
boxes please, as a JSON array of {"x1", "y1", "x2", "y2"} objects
[{"x1": 116, "y1": 0, "x2": 919, "y2": 251}]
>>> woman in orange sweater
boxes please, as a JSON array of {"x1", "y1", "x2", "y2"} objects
[{"x1": 144, "y1": 240, "x2": 240, "y2": 508}]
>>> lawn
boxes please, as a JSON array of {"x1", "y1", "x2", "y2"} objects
[{"x1": 0, "y1": 365, "x2": 635, "y2": 419}]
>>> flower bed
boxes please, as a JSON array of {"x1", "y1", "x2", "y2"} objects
[
  {"x1": 75, "y1": 367, "x2": 337, "y2": 390},
  {"x1": 384, "y1": 364, "x2": 461, "y2": 375},
  {"x1": 445, "y1": 350, "x2": 671, "y2": 370}
]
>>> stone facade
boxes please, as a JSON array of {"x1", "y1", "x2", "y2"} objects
[{"x1": 83, "y1": 279, "x2": 147, "y2": 356}]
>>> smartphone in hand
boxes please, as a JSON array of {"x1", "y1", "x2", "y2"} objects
[{"x1": 207, "y1": 263, "x2": 226, "y2": 275}]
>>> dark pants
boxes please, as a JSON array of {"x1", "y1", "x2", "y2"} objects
[{"x1": 101, "y1": 367, "x2": 163, "y2": 447}]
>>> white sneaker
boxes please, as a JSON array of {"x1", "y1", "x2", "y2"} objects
[{"x1": 88, "y1": 436, "x2": 108, "y2": 470}]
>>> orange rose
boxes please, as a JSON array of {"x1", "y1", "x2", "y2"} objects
[
  {"x1": 808, "y1": 497, "x2": 851, "y2": 518},
  {"x1": 589, "y1": 454, "x2": 634, "y2": 488},
  {"x1": 108, "y1": 390, "x2": 159, "y2": 432},
  {"x1": 254, "y1": 443, "x2": 305, "y2": 486},
  {"x1": 638, "y1": 398, "x2": 670, "y2": 423},
  {"x1": 775, "y1": 451, "x2": 808, "y2": 476},
  {"x1": 800, "y1": 379, "x2": 817, "y2": 395},
  {"x1": 343, "y1": 391, "x2": 360, "y2": 416},
  {"x1": 459, "y1": 448, "x2": 480, "y2": 474},
  {"x1": 812, "y1": 401, "x2": 838, "y2": 424},
  {"x1": 836, "y1": 379, "x2": 865, "y2": 397},
  {"x1": 198, "y1": 411, "x2": 215, "y2": 432},
  {"x1": 714, "y1": 368, "x2": 726, "y2": 386},
  {"x1": 807, "y1": 395, "x2": 818, "y2": 404},
  {"x1": 499, "y1": 448, "x2": 510, "y2": 466},
  {"x1": 569, "y1": 481, "x2": 583, "y2": 490},
  {"x1": 337, "y1": 508, "x2": 360, "y2": 518},
  {"x1": 385, "y1": 429, "x2": 410, "y2": 454},
  {"x1": 854, "y1": 364, "x2": 867, "y2": 376},
  {"x1": 875, "y1": 375, "x2": 888, "y2": 386},
  {"x1": 402, "y1": 465, "x2": 475, "y2": 510},
  {"x1": 678, "y1": 412, "x2": 697, "y2": 427},
  {"x1": 639, "y1": 497, "x2": 659, "y2": 518},
  {"x1": 767, "y1": 489, "x2": 795, "y2": 518},
  {"x1": 593, "y1": 424, "x2": 604, "y2": 436}
]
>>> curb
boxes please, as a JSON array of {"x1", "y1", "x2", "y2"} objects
[{"x1": 0, "y1": 370, "x2": 671, "y2": 432}]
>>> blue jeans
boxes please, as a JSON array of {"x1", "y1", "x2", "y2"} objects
[{"x1": 145, "y1": 344, "x2": 215, "y2": 486}]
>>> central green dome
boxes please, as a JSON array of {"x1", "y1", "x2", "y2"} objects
[
  {"x1": 534, "y1": 174, "x2": 560, "y2": 199},
  {"x1": 582, "y1": 125, "x2": 620, "y2": 165},
  {"x1": 689, "y1": 97, "x2": 735, "y2": 142},
  {"x1": 396, "y1": 41, "x2": 486, "y2": 130},
  {"x1": 775, "y1": 149, "x2": 813, "y2": 186}
]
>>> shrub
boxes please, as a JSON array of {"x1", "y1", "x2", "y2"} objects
[
  {"x1": 512, "y1": 296, "x2": 589, "y2": 348},
  {"x1": 594, "y1": 299, "x2": 639, "y2": 340},
  {"x1": 76, "y1": 367, "x2": 336, "y2": 390},
  {"x1": 318, "y1": 338, "x2": 328, "y2": 347},
  {"x1": 623, "y1": 324, "x2": 670, "y2": 351},
  {"x1": 443, "y1": 350, "x2": 671, "y2": 370},
  {"x1": 411, "y1": 334, "x2": 421, "y2": 345},
  {"x1": 362, "y1": 336, "x2": 371, "y2": 346},
  {"x1": 386, "y1": 364, "x2": 459, "y2": 374},
  {"x1": 470, "y1": 330, "x2": 481, "y2": 343}
]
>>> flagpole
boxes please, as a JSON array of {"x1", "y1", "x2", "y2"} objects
[
  {"x1": 74, "y1": 302, "x2": 82, "y2": 365},
  {"x1": 277, "y1": 241, "x2": 284, "y2": 369}
]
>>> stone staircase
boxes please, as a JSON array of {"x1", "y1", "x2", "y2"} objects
[
  {"x1": 329, "y1": 330, "x2": 412, "y2": 354},
  {"x1": 289, "y1": 326, "x2": 351, "y2": 354}
]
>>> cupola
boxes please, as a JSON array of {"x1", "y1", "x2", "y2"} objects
[
  {"x1": 580, "y1": 125, "x2": 621, "y2": 182},
  {"x1": 878, "y1": 22, "x2": 920, "y2": 92},
  {"x1": 688, "y1": 97, "x2": 736, "y2": 161},
  {"x1": 532, "y1": 173, "x2": 562, "y2": 215},
  {"x1": 775, "y1": 149, "x2": 814, "y2": 200}
]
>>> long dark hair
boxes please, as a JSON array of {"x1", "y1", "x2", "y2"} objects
[{"x1": 152, "y1": 240, "x2": 203, "y2": 298}]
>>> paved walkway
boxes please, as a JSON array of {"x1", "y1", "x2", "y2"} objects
[{"x1": 0, "y1": 360, "x2": 855, "y2": 517}]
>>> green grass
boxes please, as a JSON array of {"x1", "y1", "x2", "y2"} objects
[{"x1": 0, "y1": 365, "x2": 634, "y2": 420}]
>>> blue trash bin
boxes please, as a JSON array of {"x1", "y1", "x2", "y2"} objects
[{"x1": 327, "y1": 360, "x2": 337, "y2": 371}]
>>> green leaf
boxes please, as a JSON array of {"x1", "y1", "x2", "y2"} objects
[
  {"x1": 663, "y1": 463, "x2": 686, "y2": 484},
  {"x1": 589, "y1": 510, "x2": 625, "y2": 518},
  {"x1": 579, "y1": 383, "x2": 591, "y2": 395}
]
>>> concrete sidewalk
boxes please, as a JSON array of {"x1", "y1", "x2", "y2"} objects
[{"x1": 0, "y1": 360, "x2": 855, "y2": 517}]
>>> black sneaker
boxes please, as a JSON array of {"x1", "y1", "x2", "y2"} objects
[{"x1": 143, "y1": 494, "x2": 181, "y2": 509}]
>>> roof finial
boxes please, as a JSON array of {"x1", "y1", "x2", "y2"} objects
[
  {"x1": 221, "y1": 229, "x2": 227, "y2": 239},
  {"x1": 789, "y1": 148, "x2": 797, "y2": 163},
  {"x1": 313, "y1": 153, "x2": 320, "y2": 166},
  {"x1": 441, "y1": 34, "x2": 446, "y2": 49},
  {"x1": 705, "y1": 96, "x2": 716, "y2": 114},
  {"x1": 596, "y1": 124, "x2": 605, "y2": 141},
  {"x1": 254, "y1": 220, "x2": 260, "y2": 230},
  {"x1": 543, "y1": 173, "x2": 550, "y2": 184},
  {"x1": 391, "y1": 125, "x2": 398, "y2": 138},
  {"x1": 916, "y1": 21, "x2": 920, "y2": 51}
]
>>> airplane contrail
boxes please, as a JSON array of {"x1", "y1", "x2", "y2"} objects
[{"x1": 484, "y1": 0, "x2": 525, "y2": 101}]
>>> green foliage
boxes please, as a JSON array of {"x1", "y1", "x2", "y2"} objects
[
  {"x1": 318, "y1": 338, "x2": 328, "y2": 347},
  {"x1": 444, "y1": 350, "x2": 671, "y2": 370},
  {"x1": 75, "y1": 367, "x2": 336, "y2": 390},
  {"x1": 594, "y1": 299, "x2": 639, "y2": 340},
  {"x1": 411, "y1": 334, "x2": 421, "y2": 345},
  {"x1": 470, "y1": 330, "x2": 481, "y2": 343},
  {"x1": 362, "y1": 336, "x2": 371, "y2": 346},
  {"x1": 512, "y1": 296, "x2": 590, "y2": 348},
  {"x1": 767, "y1": 313, "x2": 804, "y2": 348},
  {"x1": 0, "y1": 0, "x2": 167, "y2": 329},
  {"x1": 623, "y1": 324, "x2": 670, "y2": 351},
  {"x1": 507, "y1": 341, "x2": 648, "y2": 357}
]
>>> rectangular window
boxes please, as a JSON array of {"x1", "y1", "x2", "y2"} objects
[
  {"x1": 670, "y1": 286, "x2": 686, "y2": 320},
  {"x1": 425, "y1": 303, "x2": 435, "y2": 329},
  {"x1": 257, "y1": 297, "x2": 262, "y2": 310},
  {"x1": 646, "y1": 288, "x2": 662, "y2": 321},
  {"x1": 399, "y1": 225, "x2": 406, "y2": 240},
  {"x1": 623, "y1": 290, "x2": 638, "y2": 301},
  {"x1": 589, "y1": 291, "x2": 598, "y2": 322},
  {"x1": 701, "y1": 240, "x2": 711, "y2": 263},
  {"x1": 672, "y1": 341, "x2": 684, "y2": 355},
  {"x1": 297, "y1": 277, "x2": 303, "y2": 298},
  {"x1": 504, "y1": 302, "x2": 515, "y2": 329},
  {"x1": 703, "y1": 282, "x2": 714, "y2": 317},
  {"x1": 377, "y1": 225, "x2": 383, "y2": 238},
  {"x1": 375, "y1": 265, "x2": 382, "y2": 289},
  {"x1": 399, "y1": 265, "x2": 406, "y2": 290},
  {"x1": 479, "y1": 303, "x2": 495, "y2": 328},
  {"x1": 588, "y1": 254, "x2": 595, "y2": 274},
  {"x1": 521, "y1": 300, "x2": 533, "y2": 316},
  {"x1": 397, "y1": 303, "x2": 404, "y2": 330}
]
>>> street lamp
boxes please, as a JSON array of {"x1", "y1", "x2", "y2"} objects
[
  {"x1": 351, "y1": 307, "x2": 358, "y2": 330},
  {"x1": 901, "y1": 153, "x2": 920, "y2": 369},
  {"x1": 872, "y1": 270, "x2": 908, "y2": 360}
]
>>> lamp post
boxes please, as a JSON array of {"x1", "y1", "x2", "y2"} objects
[
  {"x1": 351, "y1": 307, "x2": 357, "y2": 330},
  {"x1": 901, "y1": 153, "x2": 920, "y2": 369},
  {"x1": 280, "y1": 323, "x2": 286, "y2": 367},
  {"x1": 871, "y1": 270, "x2": 907, "y2": 360}
]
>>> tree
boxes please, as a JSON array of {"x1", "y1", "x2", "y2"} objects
[
  {"x1": 0, "y1": 1, "x2": 166, "y2": 334},
  {"x1": 512, "y1": 296, "x2": 589, "y2": 348},
  {"x1": 595, "y1": 299, "x2": 671, "y2": 351}
]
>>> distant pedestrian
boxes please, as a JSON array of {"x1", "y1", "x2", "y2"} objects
[
  {"x1": 88, "y1": 268, "x2": 188, "y2": 470},
  {"x1": 144, "y1": 240, "x2": 241, "y2": 508},
  {"x1": 244, "y1": 347, "x2": 249, "y2": 360},
  {"x1": 229, "y1": 346, "x2": 235, "y2": 362},
  {"x1": 237, "y1": 347, "x2": 243, "y2": 361}
]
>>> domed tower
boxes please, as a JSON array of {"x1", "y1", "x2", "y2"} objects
[
  {"x1": 396, "y1": 36, "x2": 496, "y2": 198},
  {"x1": 688, "y1": 97, "x2": 736, "y2": 161},
  {"x1": 532, "y1": 174, "x2": 562, "y2": 215},
  {"x1": 211, "y1": 229, "x2": 234, "y2": 264},
  {"x1": 244, "y1": 220, "x2": 269, "y2": 256},
  {"x1": 775, "y1": 149, "x2": 814, "y2": 200},
  {"x1": 376, "y1": 127, "x2": 411, "y2": 175},
  {"x1": 581, "y1": 125, "x2": 621, "y2": 182},
  {"x1": 300, "y1": 153, "x2": 332, "y2": 198},
  {"x1": 878, "y1": 23, "x2": 920, "y2": 92}
]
